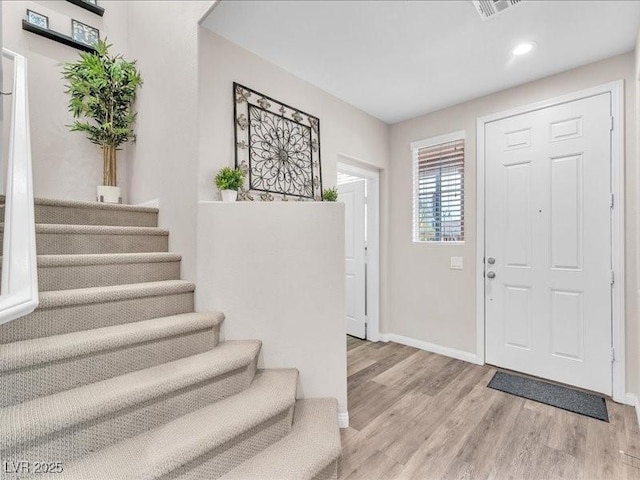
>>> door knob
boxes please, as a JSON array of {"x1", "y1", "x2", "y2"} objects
[
  {"x1": 487, "y1": 271, "x2": 496, "y2": 279},
  {"x1": 487, "y1": 257, "x2": 496, "y2": 265}
]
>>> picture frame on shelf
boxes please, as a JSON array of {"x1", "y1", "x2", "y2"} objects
[
  {"x1": 65, "y1": 0, "x2": 105, "y2": 17},
  {"x1": 26, "y1": 9, "x2": 48, "y2": 29},
  {"x1": 71, "y1": 19, "x2": 99, "y2": 47}
]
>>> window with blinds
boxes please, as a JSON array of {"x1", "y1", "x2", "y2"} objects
[{"x1": 412, "y1": 133, "x2": 465, "y2": 242}]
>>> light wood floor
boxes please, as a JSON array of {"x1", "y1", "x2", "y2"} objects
[{"x1": 339, "y1": 337, "x2": 640, "y2": 480}]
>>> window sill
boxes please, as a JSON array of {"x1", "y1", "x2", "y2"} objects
[{"x1": 412, "y1": 241, "x2": 465, "y2": 245}]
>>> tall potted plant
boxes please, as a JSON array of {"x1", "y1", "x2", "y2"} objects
[{"x1": 63, "y1": 40, "x2": 143, "y2": 203}]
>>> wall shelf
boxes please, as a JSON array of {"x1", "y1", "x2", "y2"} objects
[
  {"x1": 65, "y1": 0, "x2": 105, "y2": 17},
  {"x1": 22, "y1": 20, "x2": 96, "y2": 53}
]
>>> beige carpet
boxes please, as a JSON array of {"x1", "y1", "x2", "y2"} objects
[{"x1": 0, "y1": 197, "x2": 340, "y2": 479}]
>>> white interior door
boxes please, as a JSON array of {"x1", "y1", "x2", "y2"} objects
[
  {"x1": 485, "y1": 93, "x2": 612, "y2": 394},
  {"x1": 339, "y1": 180, "x2": 366, "y2": 339}
]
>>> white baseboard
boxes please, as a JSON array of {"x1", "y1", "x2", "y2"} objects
[
  {"x1": 338, "y1": 411, "x2": 349, "y2": 429},
  {"x1": 625, "y1": 393, "x2": 640, "y2": 428},
  {"x1": 379, "y1": 333, "x2": 481, "y2": 365},
  {"x1": 136, "y1": 198, "x2": 160, "y2": 209}
]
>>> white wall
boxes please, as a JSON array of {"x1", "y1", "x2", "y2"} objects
[
  {"x1": 3, "y1": 1, "x2": 361, "y2": 419},
  {"x1": 2, "y1": 0, "x2": 216, "y2": 281},
  {"x1": 634, "y1": 32, "x2": 640, "y2": 410},
  {"x1": 197, "y1": 29, "x2": 389, "y2": 201},
  {"x1": 197, "y1": 28, "x2": 391, "y2": 331},
  {"x1": 195, "y1": 26, "x2": 392, "y2": 421},
  {"x1": 2, "y1": 0, "x2": 129, "y2": 201},
  {"x1": 388, "y1": 52, "x2": 639, "y2": 396},
  {"x1": 2, "y1": 1, "x2": 217, "y2": 281},
  {"x1": 196, "y1": 202, "x2": 347, "y2": 420},
  {"x1": 8, "y1": 0, "x2": 638, "y2": 409},
  {"x1": 125, "y1": 1, "x2": 215, "y2": 281}
]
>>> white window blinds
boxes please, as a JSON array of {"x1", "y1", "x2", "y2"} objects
[{"x1": 412, "y1": 135, "x2": 465, "y2": 242}]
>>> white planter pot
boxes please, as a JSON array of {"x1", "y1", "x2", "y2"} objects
[
  {"x1": 221, "y1": 189, "x2": 238, "y2": 202},
  {"x1": 97, "y1": 185, "x2": 122, "y2": 204}
]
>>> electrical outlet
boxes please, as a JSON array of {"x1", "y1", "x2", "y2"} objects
[{"x1": 450, "y1": 256, "x2": 464, "y2": 270}]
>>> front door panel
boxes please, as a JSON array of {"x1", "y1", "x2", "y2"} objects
[{"x1": 485, "y1": 93, "x2": 612, "y2": 394}]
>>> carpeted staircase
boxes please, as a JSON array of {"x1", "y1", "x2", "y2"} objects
[{"x1": 0, "y1": 198, "x2": 341, "y2": 480}]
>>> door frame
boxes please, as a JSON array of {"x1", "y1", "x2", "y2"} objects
[
  {"x1": 475, "y1": 81, "x2": 625, "y2": 402},
  {"x1": 337, "y1": 155, "x2": 381, "y2": 342}
]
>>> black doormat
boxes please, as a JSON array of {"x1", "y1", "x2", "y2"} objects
[{"x1": 487, "y1": 371, "x2": 609, "y2": 422}]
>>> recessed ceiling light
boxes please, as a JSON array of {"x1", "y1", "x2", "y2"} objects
[{"x1": 512, "y1": 41, "x2": 536, "y2": 56}]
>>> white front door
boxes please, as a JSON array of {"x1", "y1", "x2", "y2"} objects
[
  {"x1": 485, "y1": 93, "x2": 612, "y2": 394},
  {"x1": 339, "y1": 180, "x2": 366, "y2": 339}
]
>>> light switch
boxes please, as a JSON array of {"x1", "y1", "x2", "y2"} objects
[{"x1": 450, "y1": 256, "x2": 464, "y2": 270}]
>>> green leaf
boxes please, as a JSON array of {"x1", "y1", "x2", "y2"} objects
[
  {"x1": 62, "y1": 39, "x2": 143, "y2": 150},
  {"x1": 215, "y1": 167, "x2": 245, "y2": 191}
]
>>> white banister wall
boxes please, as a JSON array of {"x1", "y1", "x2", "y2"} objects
[
  {"x1": 196, "y1": 201, "x2": 347, "y2": 423},
  {"x1": 0, "y1": 48, "x2": 38, "y2": 325}
]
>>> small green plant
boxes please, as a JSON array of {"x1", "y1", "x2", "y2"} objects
[
  {"x1": 323, "y1": 187, "x2": 338, "y2": 202},
  {"x1": 215, "y1": 167, "x2": 244, "y2": 191}
]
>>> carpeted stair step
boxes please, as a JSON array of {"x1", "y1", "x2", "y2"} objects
[
  {"x1": 0, "y1": 312, "x2": 225, "y2": 406},
  {"x1": 1, "y1": 340, "x2": 263, "y2": 463},
  {"x1": 13, "y1": 224, "x2": 170, "y2": 255},
  {"x1": 0, "y1": 197, "x2": 158, "y2": 227},
  {"x1": 59, "y1": 369, "x2": 299, "y2": 480},
  {"x1": 220, "y1": 398, "x2": 341, "y2": 480},
  {"x1": 35, "y1": 253, "x2": 182, "y2": 291},
  {"x1": 0, "y1": 280, "x2": 195, "y2": 343}
]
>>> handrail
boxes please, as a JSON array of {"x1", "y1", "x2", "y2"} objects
[{"x1": 0, "y1": 48, "x2": 38, "y2": 326}]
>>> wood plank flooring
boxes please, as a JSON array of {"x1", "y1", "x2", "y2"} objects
[{"x1": 340, "y1": 337, "x2": 640, "y2": 480}]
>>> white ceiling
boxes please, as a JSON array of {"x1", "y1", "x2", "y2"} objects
[{"x1": 203, "y1": 1, "x2": 640, "y2": 124}]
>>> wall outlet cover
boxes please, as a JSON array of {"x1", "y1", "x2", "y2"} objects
[{"x1": 450, "y1": 256, "x2": 464, "y2": 270}]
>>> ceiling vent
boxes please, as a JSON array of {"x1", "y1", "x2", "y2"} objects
[{"x1": 472, "y1": 0, "x2": 523, "y2": 20}]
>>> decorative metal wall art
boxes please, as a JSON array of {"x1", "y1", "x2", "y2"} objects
[{"x1": 233, "y1": 83, "x2": 322, "y2": 201}]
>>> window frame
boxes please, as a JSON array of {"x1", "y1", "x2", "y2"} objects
[{"x1": 410, "y1": 130, "x2": 466, "y2": 244}]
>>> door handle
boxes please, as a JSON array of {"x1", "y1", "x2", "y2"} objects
[{"x1": 487, "y1": 271, "x2": 496, "y2": 279}]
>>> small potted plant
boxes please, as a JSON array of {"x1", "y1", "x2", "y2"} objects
[
  {"x1": 322, "y1": 187, "x2": 338, "y2": 201},
  {"x1": 63, "y1": 40, "x2": 142, "y2": 203},
  {"x1": 215, "y1": 167, "x2": 244, "y2": 202}
]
